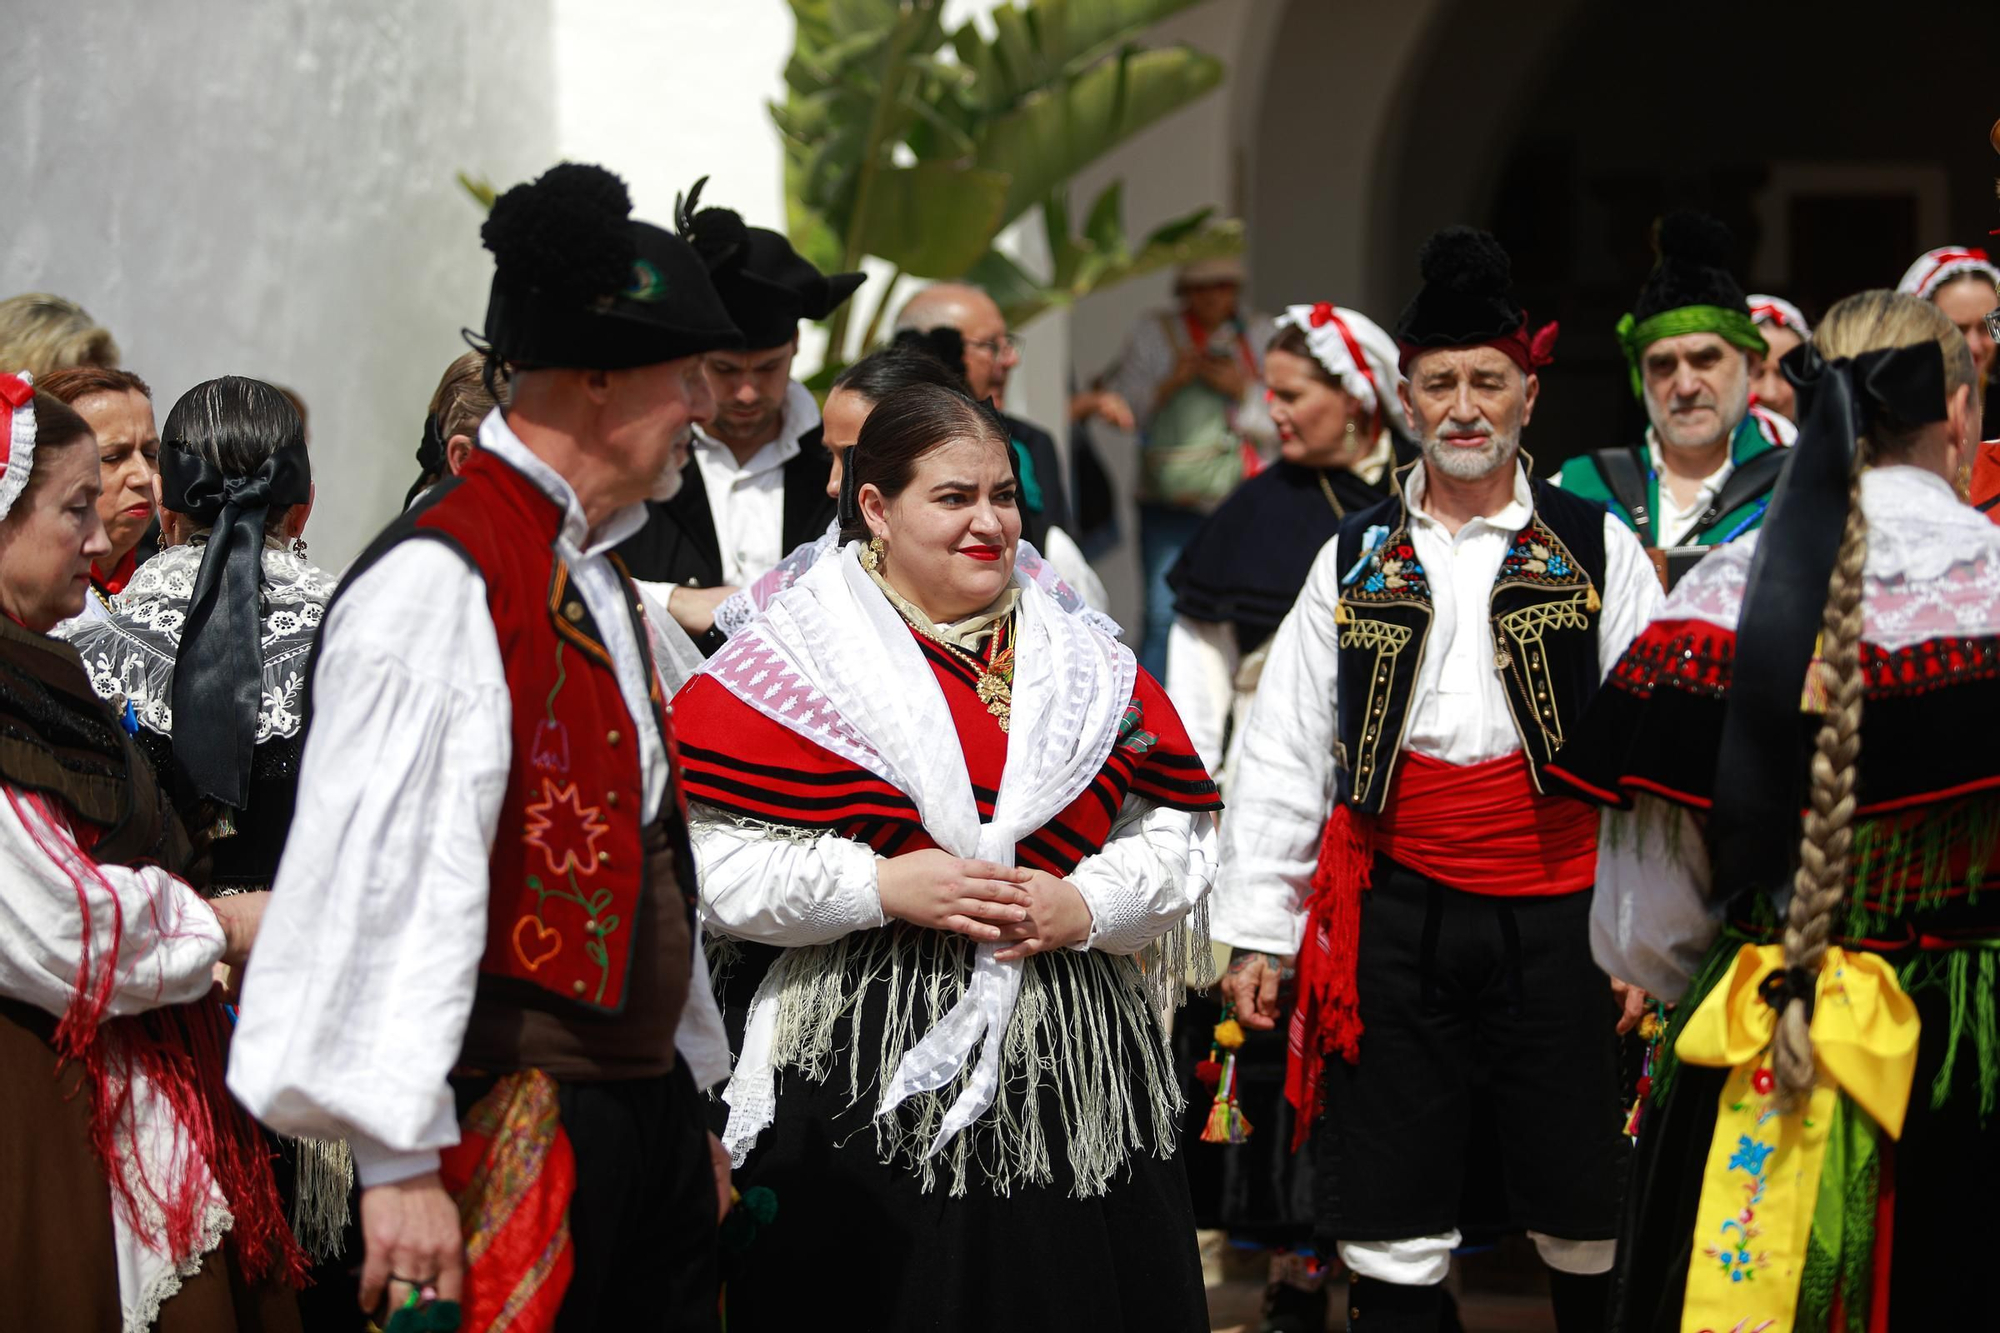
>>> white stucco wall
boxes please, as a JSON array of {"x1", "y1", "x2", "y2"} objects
[{"x1": 1, "y1": 1, "x2": 559, "y2": 569}]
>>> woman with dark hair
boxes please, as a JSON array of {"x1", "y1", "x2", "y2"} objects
[
  {"x1": 39, "y1": 366, "x2": 160, "y2": 617},
  {"x1": 707, "y1": 343, "x2": 1115, "y2": 643},
  {"x1": 59, "y1": 377, "x2": 347, "y2": 1319},
  {"x1": 1554, "y1": 291, "x2": 2000, "y2": 1328},
  {"x1": 673, "y1": 382, "x2": 1221, "y2": 1330},
  {"x1": 0, "y1": 375, "x2": 303, "y2": 1328}
]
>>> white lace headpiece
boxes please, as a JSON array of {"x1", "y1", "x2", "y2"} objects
[
  {"x1": 1747, "y1": 294, "x2": 1811, "y2": 341},
  {"x1": 1897, "y1": 247, "x2": 2000, "y2": 302},
  {"x1": 1272, "y1": 303, "x2": 1409, "y2": 437}
]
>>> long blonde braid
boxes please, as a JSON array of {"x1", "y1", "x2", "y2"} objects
[
  {"x1": 1770, "y1": 289, "x2": 1975, "y2": 1102},
  {"x1": 1772, "y1": 467, "x2": 1866, "y2": 1102}
]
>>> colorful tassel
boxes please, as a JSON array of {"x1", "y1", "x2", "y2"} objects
[{"x1": 1200, "y1": 1003, "x2": 1254, "y2": 1144}]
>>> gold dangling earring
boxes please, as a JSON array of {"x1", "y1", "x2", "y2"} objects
[
  {"x1": 861, "y1": 535, "x2": 884, "y2": 572},
  {"x1": 1343, "y1": 420, "x2": 1359, "y2": 437}
]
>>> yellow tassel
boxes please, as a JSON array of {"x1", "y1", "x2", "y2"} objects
[
  {"x1": 1799, "y1": 632, "x2": 1831, "y2": 713},
  {"x1": 1585, "y1": 583, "x2": 1601, "y2": 614},
  {"x1": 1334, "y1": 598, "x2": 1353, "y2": 626},
  {"x1": 1212, "y1": 1018, "x2": 1245, "y2": 1050}
]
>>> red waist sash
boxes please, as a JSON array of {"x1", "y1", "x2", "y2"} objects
[{"x1": 1283, "y1": 751, "x2": 1598, "y2": 1146}]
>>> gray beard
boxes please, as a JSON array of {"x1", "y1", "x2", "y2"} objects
[{"x1": 1422, "y1": 428, "x2": 1519, "y2": 481}]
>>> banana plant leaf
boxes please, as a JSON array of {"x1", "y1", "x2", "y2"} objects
[
  {"x1": 975, "y1": 44, "x2": 1224, "y2": 226},
  {"x1": 858, "y1": 164, "x2": 1012, "y2": 277},
  {"x1": 949, "y1": 0, "x2": 1211, "y2": 113}
]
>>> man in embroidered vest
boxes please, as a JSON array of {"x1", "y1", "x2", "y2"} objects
[
  {"x1": 1555, "y1": 211, "x2": 1791, "y2": 589},
  {"x1": 616, "y1": 186, "x2": 863, "y2": 651},
  {"x1": 1214, "y1": 227, "x2": 1662, "y2": 1333},
  {"x1": 228, "y1": 163, "x2": 740, "y2": 1330}
]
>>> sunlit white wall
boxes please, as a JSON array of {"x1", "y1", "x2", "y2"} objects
[{"x1": 1, "y1": 1, "x2": 559, "y2": 569}]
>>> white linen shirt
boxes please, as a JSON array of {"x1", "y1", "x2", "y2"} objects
[
  {"x1": 1645, "y1": 429, "x2": 1736, "y2": 547},
  {"x1": 228, "y1": 410, "x2": 731, "y2": 1188},
  {"x1": 1211, "y1": 460, "x2": 1662, "y2": 956},
  {"x1": 690, "y1": 379, "x2": 822, "y2": 588}
]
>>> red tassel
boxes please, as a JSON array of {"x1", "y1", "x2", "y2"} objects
[
  {"x1": 1283, "y1": 805, "x2": 1374, "y2": 1151},
  {"x1": 10, "y1": 789, "x2": 305, "y2": 1287},
  {"x1": 1194, "y1": 1058, "x2": 1223, "y2": 1088}
]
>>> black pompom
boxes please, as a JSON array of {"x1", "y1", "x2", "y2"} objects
[
  {"x1": 1654, "y1": 209, "x2": 1733, "y2": 268},
  {"x1": 892, "y1": 326, "x2": 968, "y2": 379},
  {"x1": 481, "y1": 162, "x2": 636, "y2": 303},
  {"x1": 685, "y1": 206, "x2": 749, "y2": 272},
  {"x1": 1417, "y1": 226, "x2": 1513, "y2": 296}
]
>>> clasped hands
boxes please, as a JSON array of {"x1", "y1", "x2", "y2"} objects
[{"x1": 876, "y1": 848, "x2": 1091, "y2": 960}]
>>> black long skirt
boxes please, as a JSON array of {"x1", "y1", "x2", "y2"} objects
[{"x1": 722, "y1": 934, "x2": 1208, "y2": 1332}]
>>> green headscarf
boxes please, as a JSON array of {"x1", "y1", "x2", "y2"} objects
[{"x1": 1614, "y1": 304, "x2": 1768, "y2": 399}]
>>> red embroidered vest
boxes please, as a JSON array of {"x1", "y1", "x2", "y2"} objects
[{"x1": 388, "y1": 450, "x2": 670, "y2": 1014}]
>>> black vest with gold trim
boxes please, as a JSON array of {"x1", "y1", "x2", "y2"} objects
[{"x1": 1332, "y1": 471, "x2": 1606, "y2": 813}]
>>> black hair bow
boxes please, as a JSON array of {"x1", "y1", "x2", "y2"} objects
[{"x1": 159, "y1": 440, "x2": 312, "y2": 807}]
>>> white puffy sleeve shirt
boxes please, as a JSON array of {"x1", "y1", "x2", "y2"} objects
[
  {"x1": 693, "y1": 795, "x2": 1216, "y2": 957},
  {"x1": 229, "y1": 420, "x2": 731, "y2": 1187},
  {"x1": 1212, "y1": 464, "x2": 1660, "y2": 957},
  {"x1": 0, "y1": 788, "x2": 223, "y2": 1019}
]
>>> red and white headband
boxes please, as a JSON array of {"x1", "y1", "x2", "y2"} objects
[
  {"x1": 0, "y1": 372, "x2": 35, "y2": 524},
  {"x1": 1275, "y1": 302, "x2": 1409, "y2": 436},
  {"x1": 1897, "y1": 247, "x2": 2000, "y2": 301},
  {"x1": 1746, "y1": 294, "x2": 1811, "y2": 340}
]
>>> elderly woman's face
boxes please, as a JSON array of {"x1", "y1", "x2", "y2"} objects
[
  {"x1": 0, "y1": 440, "x2": 112, "y2": 631},
  {"x1": 862, "y1": 435, "x2": 1021, "y2": 623},
  {"x1": 72, "y1": 389, "x2": 157, "y2": 562}
]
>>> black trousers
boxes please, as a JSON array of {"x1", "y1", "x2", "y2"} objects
[
  {"x1": 1313, "y1": 858, "x2": 1628, "y2": 1246},
  {"x1": 454, "y1": 1062, "x2": 719, "y2": 1331}
]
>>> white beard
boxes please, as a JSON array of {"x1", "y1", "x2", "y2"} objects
[{"x1": 1421, "y1": 423, "x2": 1519, "y2": 481}]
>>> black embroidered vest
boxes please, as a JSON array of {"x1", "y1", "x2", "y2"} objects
[{"x1": 1333, "y1": 474, "x2": 1607, "y2": 813}]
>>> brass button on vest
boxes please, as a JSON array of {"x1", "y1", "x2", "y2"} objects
[
  {"x1": 563, "y1": 602, "x2": 584, "y2": 623},
  {"x1": 606, "y1": 729, "x2": 621, "y2": 746}
]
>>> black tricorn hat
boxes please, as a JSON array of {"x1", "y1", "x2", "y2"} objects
[
  {"x1": 681, "y1": 186, "x2": 865, "y2": 350},
  {"x1": 480, "y1": 162, "x2": 741, "y2": 370},
  {"x1": 1393, "y1": 226, "x2": 1526, "y2": 356},
  {"x1": 1632, "y1": 210, "x2": 1752, "y2": 322}
]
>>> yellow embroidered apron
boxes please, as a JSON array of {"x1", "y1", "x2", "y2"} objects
[{"x1": 1674, "y1": 944, "x2": 1919, "y2": 1333}]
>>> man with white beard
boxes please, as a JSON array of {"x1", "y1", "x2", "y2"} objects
[
  {"x1": 1211, "y1": 227, "x2": 1660, "y2": 1332},
  {"x1": 1556, "y1": 211, "x2": 1790, "y2": 588}
]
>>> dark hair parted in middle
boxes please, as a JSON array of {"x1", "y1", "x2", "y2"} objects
[
  {"x1": 843, "y1": 382, "x2": 1011, "y2": 542},
  {"x1": 163, "y1": 376, "x2": 308, "y2": 483}
]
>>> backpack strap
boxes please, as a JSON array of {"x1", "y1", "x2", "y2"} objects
[
  {"x1": 1682, "y1": 446, "x2": 1789, "y2": 542},
  {"x1": 1588, "y1": 446, "x2": 1654, "y2": 547}
]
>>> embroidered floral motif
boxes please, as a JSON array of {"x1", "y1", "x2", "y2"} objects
[
  {"x1": 1497, "y1": 519, "x2": 1589, "y2": 587},
  {"x1": 1356, "y1": 539, "x2": 1429, "y2": 598},
  {"x1": 1701, "y1": 1090, "x2": 1776, "y2": 1286},
  {"x1": 529, "y1": 719, "x2": 571, "y2": 773},
  {"x1": 511, "y1": 915, "x2": 563, "y2": 970},
  {"x1": 524, "y1": 778, "x2": 608, "y2": 878}
]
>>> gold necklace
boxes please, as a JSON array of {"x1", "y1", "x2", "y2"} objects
[
  {"x1": 904, "y1": 613, "x2": 1016, "y2": 732},
  {"x1": 1317, "y1": 469, "x2": 1347, "y2": 518}
]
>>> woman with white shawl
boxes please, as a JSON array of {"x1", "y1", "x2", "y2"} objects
[{"x1": 673, "y1": 383, "x2": 1221, "y2": 1330}]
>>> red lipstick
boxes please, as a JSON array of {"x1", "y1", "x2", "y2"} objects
[{"x1": 959, "y1": 545, "x2": 1002, "y2": 562}]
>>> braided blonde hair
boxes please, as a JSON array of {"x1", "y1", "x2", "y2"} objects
[{"x1": 1771, "y1": 291, "x2": 1974, "y2": 1101}]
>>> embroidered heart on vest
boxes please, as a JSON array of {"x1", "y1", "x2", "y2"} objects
[{"x1": 511, "y1": 915, "x2": 562, "y2": 971}]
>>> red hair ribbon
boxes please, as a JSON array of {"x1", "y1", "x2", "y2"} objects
[
  {"x1": 1309, "y1": 301, "x2": 1336, "y2": 328},
  {"x1": 0, "y1": 372, "x2": 30, "y2": 409}
]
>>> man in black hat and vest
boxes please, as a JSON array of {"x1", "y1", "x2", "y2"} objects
[
  {"x1": 1555, "y1": 210, "x2": 1791, "y2": 589},
  {"x1": 229, "y1": 163, "x2": 740, "y2": 1329},
  {"x1": 617, "y1": 192, "x2": 864, "y2": 651},
  {"x1": 1212, "y1": 227, "x2": 1662, "y2": 1332}
]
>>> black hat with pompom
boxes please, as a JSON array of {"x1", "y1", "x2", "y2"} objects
[
  {"x1": 1614, "y1": 210, "x2": 1766, "y2": 396},
  {"x1": 680, "y1": 187, "x2": 865, "y2": 350},
  {"x1": 1394, "y1": 227, "x2": 1556, "y2": 374},
  {"x1": 1631, "y1": 210, "x2": 1753, "y2": 324},
  {"x1": 480, "y1": 162, "x2": 741, "y2": 370}
]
